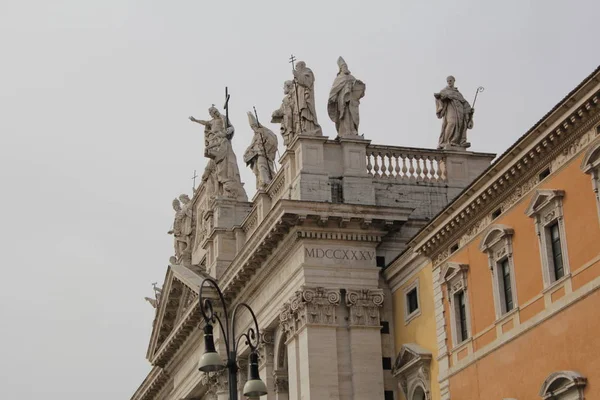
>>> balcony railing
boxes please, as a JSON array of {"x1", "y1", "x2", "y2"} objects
[{"x1": 366, "y1": 145, "x2": 447, "y2": 183}]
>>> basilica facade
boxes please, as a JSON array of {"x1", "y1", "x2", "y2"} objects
[{"x1": 130, "y1": 61, "x2": 600, "y2": 400}]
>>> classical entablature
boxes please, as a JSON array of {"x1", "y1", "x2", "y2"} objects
[
  {"x1": 217, "y1": 199, "x2": 414, "y2": 302},
  {"x1": 410, "y1": 68, "x2": 600, "y2": 265},
  {"x1": 392, "y1": 343, "x2": 433, "y2": 400}
]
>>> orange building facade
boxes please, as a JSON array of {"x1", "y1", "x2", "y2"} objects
[{"x1": 401, "y1": 66, "x2": 600, "y2": 399}]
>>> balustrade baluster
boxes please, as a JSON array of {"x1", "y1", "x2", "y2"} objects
[
  {"x1": 422, "y1": 156, "x2": 431, "y2": 182},
  {"x1": 401, "y1": 154, "x2": 408, "y2": 179},
  {"x1": 366, "y1": 153, "x2": 373, "y2": 176},
  {"x1": 393, "y1": 153, "x2": 401, "y2": 179}
]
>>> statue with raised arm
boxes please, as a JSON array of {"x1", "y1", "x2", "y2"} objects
[
  {"x1": 293, "y1": 61, "x2": 322, "y2": 136},
  {"x1": 244, "y1": 111, "x2": 278, "y2": 190},
  {"x1": 189, "y1": 106, "x2": 247, "y2": 201},
  {"x1": 328, "y1": 57, "x2": 366, "y2": 138},
  {"x1": 434, "y1": 76, "x2": 474, "y2": 150},
  {"x1": 271, "y1": 80, "x2": 297, "y2": 146}
]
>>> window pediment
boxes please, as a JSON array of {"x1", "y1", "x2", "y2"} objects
[
  {"x1": 392, "y1": 344, "x2": 432, "y2": 400},
  {"x1": 526, "y1": 190, "x2": 565, "y2": 217},
  {"x1": 580, "y1": 137, "x2": 600, "y2": 174},
  {"x1": 479, "y1": 225, "x2": 514, "y2": 253},
  {"x1": 539, "y1": 370, "x2": 587, "y2": 399}
]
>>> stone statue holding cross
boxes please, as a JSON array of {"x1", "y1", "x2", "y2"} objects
[{"x1": 189, "y1": 105, "x2": 247, "y2": 201}]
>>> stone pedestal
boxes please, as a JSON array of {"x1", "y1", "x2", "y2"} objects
[
  {"x1": 339, "y1": 137, "x2": 375, "y2": 205},
  {"x1": 287, "y1": 135, "x2": 331, "y2": 202}
]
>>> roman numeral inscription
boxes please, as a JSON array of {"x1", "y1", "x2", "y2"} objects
[{"x1": 305, "y1": 247, "x2": 375, "y2": 261}]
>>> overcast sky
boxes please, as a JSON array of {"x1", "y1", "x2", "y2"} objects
[{"x1": 1, "y1": 0, "x2": 599, "y2": 398}]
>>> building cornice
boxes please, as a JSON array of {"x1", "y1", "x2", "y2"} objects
[
  {"x1": 410, "y1": 75, "x2": 600, "y2": 263},
  {"x1": 219, "y1": 199, "x2": 414, "y2": 301}
]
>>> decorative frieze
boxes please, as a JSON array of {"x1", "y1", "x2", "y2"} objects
[{"x1": 345, "y1": 289, "x2": 384, "y2": 327}]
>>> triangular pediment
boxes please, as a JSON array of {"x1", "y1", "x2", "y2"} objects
[
  {"x1": 146, "y1": 264, "x2": 210, "y2": 362},
  {"x1": 392, "y1": 343, "x2": 432, "y2": 376},
  {"x1": 525, "y1": 189, "x2": 564, "y2": 216},
  {"x1": 440, "y1": 262, "x2": 468, "y2": 284}
]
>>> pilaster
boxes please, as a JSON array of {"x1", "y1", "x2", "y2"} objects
[{"x1": 345, "y1": 289, "x2": 385, "y2": 399}]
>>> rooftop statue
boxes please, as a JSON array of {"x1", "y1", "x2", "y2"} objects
[
  {"x1": 168, "y1": 195, "x2": 193, "y2": 266},
  {"x1": 328, "y1": 57, "x2": 366, "y2": 138},
  {"x1": 271, "y1": 80, "x2": 296, "y2": 146},
  {"x1": 189, "y1": 106, "x2": 247, "y2": 200},
  {"x1": 244, "y1": 111, "x2": 278, "y2": 190},
  {"x1": 434, "y1": 76, "x2": 474, "y2": 150},
  {"x1": 292, "y1": 61, "x2": 322, "y2": 136}
]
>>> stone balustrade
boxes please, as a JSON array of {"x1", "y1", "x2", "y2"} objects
[{"x1": 366, "y1": 145, "x2": 447, "y2": 183}]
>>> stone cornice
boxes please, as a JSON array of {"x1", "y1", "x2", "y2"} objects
[
  {"x1": 219, "y1": 200, "x2": 413, "y2": 301},
  {"x1": 130, "y1": 366, "x2": 170, "y2": 400},
  {"x1": 411, "y1": 83, "x2": 600, "y2": 263},
  {"x1": 151, "y1": 297, "x2": 202, "y2": 367},
  {"x1": 383, "y1": 251, "x2": 429, "y2": 292}
]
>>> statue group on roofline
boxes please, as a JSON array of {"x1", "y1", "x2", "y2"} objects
[{"x1": 174, "y1": 58, "x2": 482, "y2": 262}]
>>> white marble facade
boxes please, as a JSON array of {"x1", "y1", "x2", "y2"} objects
[{"x1": 132, "y1": 62, "x2": 494, "y2": 400}]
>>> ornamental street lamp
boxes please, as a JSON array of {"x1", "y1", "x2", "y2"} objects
[{"x1": 198, "y1": 277, "x2": 268, "y2": 399}]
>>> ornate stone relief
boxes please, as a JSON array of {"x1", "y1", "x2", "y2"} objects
[
  {"x1": 257, "y1": 330, "x2": 274, "y2": 368},
  {"x1": 345, "y1": 289, "x2": 384, "y2": 327},
  {"x1": 279, "y1": 287, "x2": 341, "y2": 336}
]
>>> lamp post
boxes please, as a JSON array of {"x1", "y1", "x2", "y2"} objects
[{"x1": 198, "y1": 277, "x2": 268, "y2": 399}]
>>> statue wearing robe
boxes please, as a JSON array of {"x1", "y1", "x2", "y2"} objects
[
  {"x1": 293, "y1": 61, "x2": 322, "y2": 136},
  {"x1": 328, "y1": 57, "x2": 366, "y2": 138},
  {"x1": 168, "y1": 195, "x2": 193, "y2": 265},
  {"x1": 189, "y1": 107, "x2": 247, "y2": 201},
  {"x1": 244, "y1": 112, "x2": 278, "y2": 190},
  {"x1": 435, "y1": 76, "x2": 474, "y2": 149},
  {"x1": 271, "y1": 80, "x2": 297, "y2": 146}
]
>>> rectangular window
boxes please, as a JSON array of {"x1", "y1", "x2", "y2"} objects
[
  {"x1": 407, "y1": 288, "x2": 419, "y2": 314},
  {"x1": 382, "y1": 357, "x2": 392, "y2": 370},
  {"x1": 384, "y1": 390, "x2": 394, "y2": 400},
  {"x1": 549, "y1": 222, "x2": 565, "y2": 280},
  {"x1": 500, "y1": 259, "x2": 514, "y2": 312},
  {"x1": 457, "y1": 291, "x2": 468, "y2": 342}
]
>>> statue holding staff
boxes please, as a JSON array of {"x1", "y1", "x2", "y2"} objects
[{"x1": 434, "y1": 76, "x2": 474, "y2": 149}]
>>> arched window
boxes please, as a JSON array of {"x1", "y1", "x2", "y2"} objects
[
  {"x1": 411, "y1": 385, "x2": 427, "y2": 400},
  {"x1": 539, "y1": 371, "x2": 587, "y2": 399}
]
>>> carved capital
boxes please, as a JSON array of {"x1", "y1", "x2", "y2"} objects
[
  {"x1": 257, "y1": 330, "x2": 275, "y2": 367},
  {"x1": 279, "y1": 287, "x2": 341, "y2": 336},
  {"x1": 345, "y1": 288, "x2": 384, "y2": 327}
]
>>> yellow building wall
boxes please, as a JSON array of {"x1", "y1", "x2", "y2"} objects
[{"x1": 392, "y1": 263, "x2": 440, "y2": 400}]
